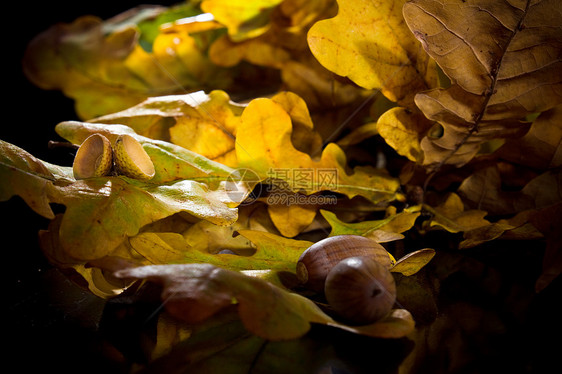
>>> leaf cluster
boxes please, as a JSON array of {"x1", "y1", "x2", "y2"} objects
[{"x1": 3, "y1": 0, "x2": 562, "y2": 369}]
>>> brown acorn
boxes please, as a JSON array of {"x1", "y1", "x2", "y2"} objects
[
  {"x1": 324, "y1": 256, "x2": 396, "y2": 325},
  {"x1": 296, "y1": 235, "x2": 394, "y2": 293}
]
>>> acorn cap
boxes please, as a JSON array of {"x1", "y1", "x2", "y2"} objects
[
  {"x1": 72, "y1": 133, "x2": 113, "y2": 179},
  {"x1": 113, "y1": 134, "x2": 155, "y2": 181}
]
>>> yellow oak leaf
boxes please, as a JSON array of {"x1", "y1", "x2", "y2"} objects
[
  {"x1": 376, "y1": 107, "x2": 433, "y2": 163},
  {"x1": 424, "y1": 192, "x2": 490, "y2": 234},
  {"x1": 267, "y1": 201, "x2": 318, "y2": 238},
  {"x1": 307, "y1": 0, "x2": 438, "y2": 107},
  {"x1": 23, "y1": 6, "x2": 232, "y2": 120},
  {"x1": 235, "y1": 97, "x2": 402, "y2": 204},
  {"x1": 91, "y1": 90, "x2": 245, "y2": 167},
  {"x1": 201, "y1": 0, "x2": 284, "y2": 42}
]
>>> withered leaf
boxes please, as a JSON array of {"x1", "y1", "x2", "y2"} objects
[
  {"x1": 403, "y1": 0, "x2": 562, "y2": 169},
  {"x1": 497, "y1": 104, "x2": 562, "y2": 170}
]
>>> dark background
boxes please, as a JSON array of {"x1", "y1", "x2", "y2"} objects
[{"x1": 5, "y1": 2, "x2": 178, "y2": 372}]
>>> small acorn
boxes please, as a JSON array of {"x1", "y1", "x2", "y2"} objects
[
  {"x1": 72, "y1": 133, "x2": 113, "y2": 180},
  {"x1": 296, "y1": 235, "x2": 394, "y2": 293},
  {"x1": 113, "y1": 134, "x2": 155, "y2": 181},
  {"x1": 324, "y1": 256, "x2": 396, "y2": 325}
]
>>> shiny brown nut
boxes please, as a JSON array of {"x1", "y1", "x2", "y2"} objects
[
  {"x1": 324, "y1": 256, "x2": 396, "y2": 325},
  {"x1": 296, "y1": 235, "x2": 393, "y2": 293}
]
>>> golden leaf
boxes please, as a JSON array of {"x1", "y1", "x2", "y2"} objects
[
  {"x1": 307, "y1": 0, "x2": 438, "y2": 107},
  {"x1": 424, "y1": 192, "x2": 490, "y2": 234},
  {"x1": 235, "y1": 97, "x2": 402, "y2": 203}
]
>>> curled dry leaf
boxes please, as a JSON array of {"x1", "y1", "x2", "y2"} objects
[
  {"x1": 496, "y1": 105, "x2": 562, "y2": 170},
  {"x1": 403, "y1": 0, "x2": 562, "y2": 169}
]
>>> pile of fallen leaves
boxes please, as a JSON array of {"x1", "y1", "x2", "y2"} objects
[{"x1": 2, "y1": 0, "x2": 562, "y2": 371}]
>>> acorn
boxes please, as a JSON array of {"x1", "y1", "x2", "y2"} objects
[
  {"x1": 324, "y1": 256, "x2": 396, "y2": 325},
  {"x1": 72, "y1": 133, "x2": 113, "y2": 179},
  {"x1": 113, "y1": 134, "x2": 155, "y2": 181},
  {"x1": 296, "y1": 235, "x2": 394, "y2": 293}
]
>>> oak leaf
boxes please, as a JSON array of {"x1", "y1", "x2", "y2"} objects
[
  {"x1": 1, "y1": 122, "x2": 250, "y2": 263},
  {"x1": 403, "y1": 0, "x2": 562, "y2": 169},
  {"x1": 22, "y1": 5, "x2": 230, "y2": 120},
  {"x1": 201, "y1": 0, "x2": 284, "y2": 42},
  {"x1": 236, "y1": 97, "x2": 402, "y2": 204},
  {"x1": 497, "y1": 105, "x2": 562, "y2": 170},
  {"x1": 458, "y1": 165, "x2": 562, "y2": 216},
  {"x1": 128, "y1": 229, "x2": 312, "y2": 274},
  {"x1": 91, "y1": 90, "x2": 245, "y2": 166},
  {"x1": 307, "y1": 0, "x2": 438, "y2": 107},
  {"x1": 320, "y1": 207, "x2": 421, "y2": 243},
  {"x1": 424, "y1": 192, "x2": 490, "y2": 234}
]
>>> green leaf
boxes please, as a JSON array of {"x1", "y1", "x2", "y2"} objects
[
  {"x1": 0, "y1": 140, "x2": 66, "y2": 219},
  {"x1": 1, "y1": 127, "x2": 247, "y2": 261},
  {"x1": 128, "y1": 229, "x2": 312, "y2": 273}
]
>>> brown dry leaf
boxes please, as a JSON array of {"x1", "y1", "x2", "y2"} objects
[
  {"x1": 497, "y1": 105, "x2": 562, "y2": 170},
  {"x1": 458, "y1": 165, "x2": 562, "y2": 216},
  {"x1": 529, "y1": 203, "x2": 562, "y2": 292},
  {"x1": 403, "y1": 0, "x2": 562, "y2": 169}
]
